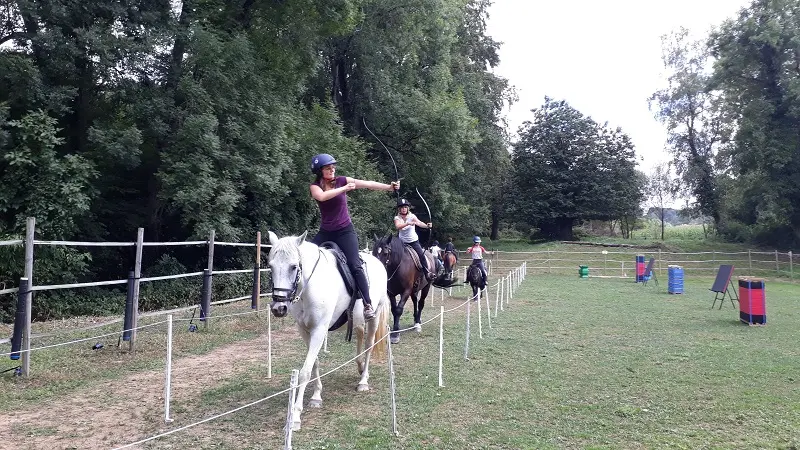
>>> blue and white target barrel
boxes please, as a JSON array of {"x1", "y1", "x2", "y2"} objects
[{"x1": 668, "y1": 265, "x2": 684, "y2": 294}]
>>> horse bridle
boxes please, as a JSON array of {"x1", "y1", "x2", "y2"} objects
[{"x1": 271, "y1": 249, "x2": 323, "y2": 304}]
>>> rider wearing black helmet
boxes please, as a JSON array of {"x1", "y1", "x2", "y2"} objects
[{"x1": 394, "y1": 198, "x2": 436, "y2": 281}]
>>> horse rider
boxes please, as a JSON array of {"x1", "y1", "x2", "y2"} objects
[
  {"x1": 428, "y1": 240, "x2": 443, "y2": 273},
  {"x1": 444, "y1": 236, "x2": 456, "y2": 255},
  {"x1": 309, "y1": 153, "x2": 399, "y2": 320},
  {"x1": 465, "y1": 236, "x2": 490, "y2": 287},
  {"x1": 394, "y1": 198, "x2": 436, "y2": 282}
]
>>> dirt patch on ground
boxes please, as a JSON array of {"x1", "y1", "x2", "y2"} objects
[{"x1": 0, "y1": 326, "x2": 300, "y2": 450}]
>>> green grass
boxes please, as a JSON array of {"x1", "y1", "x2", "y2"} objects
[
  {"x1": 2, "y1": 236, "x2": 800, "y2": 449},
  {"x1": 130, "y1": 275, "x2": 800, "y2": 449}
]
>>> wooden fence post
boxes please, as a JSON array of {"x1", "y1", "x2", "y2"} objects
[
  {"x1": 658, "y1": 249, "x2": 662, "y2": 278},
  {"x1": 748, "y1": 249, "x2": 752, "y2": 274},
  {"x1": 789, "y1": 251, "x2": 793, "y2": 280},
  {"x1": 131, "y1": 228, "x2": 143, "y2": 353},
  {"x1": 775, "y1": 250, "x2": 780, "y2": 274},
  {"x1": 21, "y1": 217, "x2": 34, "y2": 377}
]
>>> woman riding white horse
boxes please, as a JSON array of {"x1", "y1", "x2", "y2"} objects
[{"x1": 268, "y1": 231, "x2": 390, "y2": 431}]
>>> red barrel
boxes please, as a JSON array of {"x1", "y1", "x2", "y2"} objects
[
  {"x1": 738, "y1": 277, "x2": 766, "y2": 325},
  {"x1": 635, "y1": 254, "x2": 645, "y2": 283}
]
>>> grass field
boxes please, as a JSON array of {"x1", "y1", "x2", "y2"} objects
[{"x1": 3, "y1": 268, "x2": 799, "y2": 449}]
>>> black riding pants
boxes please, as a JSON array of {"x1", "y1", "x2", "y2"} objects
[
  {"x1": 407, "y1": 240, "x2": 430, "y2": 272},
  {"x1": 472, "y1": 259, "x2": 487, "y2": 281},
  {"x1": 312, "y1": 224, "x2": 372, "y2": 305}
]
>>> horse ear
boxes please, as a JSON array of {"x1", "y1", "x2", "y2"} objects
[
  {"x1": 373, "y1": 233, "x2": 379, "y2": 242},
  {"x1": 268, "y1": 231, "x2": 280, "y2": 246},
  {"x1": 296, "y1": 231, "x2": 308, "y2": 246}
]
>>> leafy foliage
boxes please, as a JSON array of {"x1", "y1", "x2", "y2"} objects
[{"x1": 508, "y1": 98, "x2": 643, "y2": 240}]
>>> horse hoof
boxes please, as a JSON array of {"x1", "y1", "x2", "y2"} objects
[
  {"x1": 357, "y1": 383, "x2": 370, "y2": 392},
  {"x1": 390, "y1": 335, "x2": 400, "y2": 344},
  {"x1": 414, "y1": 323, "x2": 422, "y2": 333},
  {"x1": 309, "y1": 399, "x2": 322, "y2": 408}
]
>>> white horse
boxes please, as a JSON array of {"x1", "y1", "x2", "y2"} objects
[{"x1": 267, "y1": 231, "x2": 389, "y2": 431}]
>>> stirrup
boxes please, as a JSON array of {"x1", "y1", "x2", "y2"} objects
[{"x1": 363, "y1": 303, "x2": 376, "y2": 321}]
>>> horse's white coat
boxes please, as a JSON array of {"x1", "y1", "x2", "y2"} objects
[{"x1": 268, "y1": 231, "x2": 388, "y2": 431}]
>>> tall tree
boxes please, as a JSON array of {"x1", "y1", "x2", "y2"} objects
[
  {"x1": 709, "y1": 0, "x2": 800, "y2": 246},
  {"x1": 509, "y1": 98, "x2": 641, "y2": 240},
  {"x1": 649, "y1": 27, "x2": 729, "y2": 228},
  {"x1": 647, "y1": 163, "x2": 674, "y2": 240}
]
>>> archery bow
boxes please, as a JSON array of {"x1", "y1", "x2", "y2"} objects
[
  {"x1": 415, "y1": 187, "x2": 433, "y2": 247},
  {"x1": 363, "y1": 118, "x2": 400, "y2": 201}
]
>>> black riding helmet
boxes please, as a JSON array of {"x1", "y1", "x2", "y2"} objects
[{"x1": 396, "y1": 198, "x2": 413, "y2": 209}]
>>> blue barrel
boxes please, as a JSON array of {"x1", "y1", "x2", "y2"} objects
[{"x1": 668, "y1": 265, "x2": 684, "y2": 294}]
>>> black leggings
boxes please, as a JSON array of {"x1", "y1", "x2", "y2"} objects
[
  {"x1": 312, "y1": 224, "x2": 372, "y2": 305},
  {"x1": 407, "y1": 240, "x2": 430, "y2": 272},
  {"x1": 472, "y1": 259, "x2": 487, "y2": 279}
]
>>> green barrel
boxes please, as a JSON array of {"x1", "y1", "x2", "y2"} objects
[{"x1": 579, "y1": 265, "x2": 589, "y2": 278}]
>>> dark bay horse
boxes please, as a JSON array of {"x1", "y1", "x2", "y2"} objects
[
  {"x1": 466, "y1": 262, "x2": 484, "y2": 301},
  {"x1": 372, "y1": 234, "x2": 436, "y2": 344}
]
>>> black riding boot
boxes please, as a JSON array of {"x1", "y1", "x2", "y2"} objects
[{"x1": 353, "y1": 268, "x2": 375, "y2": 321}]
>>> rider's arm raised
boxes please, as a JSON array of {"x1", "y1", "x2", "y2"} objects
[
  {"x1": 350, "y1": 178, "x2": 398, "y2": 192},
  {"x1": 309, "y1": 183, "x2": 353, "y2": 202}
]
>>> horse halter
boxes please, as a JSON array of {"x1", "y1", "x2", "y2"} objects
[
  {"x1": 271, "y1": 249, "x2": 323, "y2": 304},
  {"x1": 272, "y1": 265, "x2": 302, "y2": 304}
]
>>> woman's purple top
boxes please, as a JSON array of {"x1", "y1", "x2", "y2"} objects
[{"x1": 314, "y1": 176, "x2": 352, "y2": 231}]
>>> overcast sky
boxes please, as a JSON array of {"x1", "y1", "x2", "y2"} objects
[{"x1": 486, "y1": 0, "x2": 751, "y2": 175}]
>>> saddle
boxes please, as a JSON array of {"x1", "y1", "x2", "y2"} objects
[{"x1": 319, "y1": 241, "x2": 363, "y2": 341}]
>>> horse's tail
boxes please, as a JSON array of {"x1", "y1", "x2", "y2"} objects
[{"x1": 370, "y1": 296, "x2": 390, "y2": 361}]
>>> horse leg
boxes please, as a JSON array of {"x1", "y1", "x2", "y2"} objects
[
  {"x1": 414, "y1": 284, "x2": 430, "y2": 332},
  {"x1": 357, "y1": 315, "x2": 379, "y2": 391},
  {"x1": 389, "y1": 294, "x2": 401, "y2": 344},
  {"x1": 391, "y1": 292, "x2": 410, "y2": 344},
  {"x1": 309, "y1": 357, "x2": 323, "y2": 408},
  {"x1": 292, "y1": 327, "x2": 326, "y2": 431},
  {"x1": 355, "y1": 324, "x2": 365, "y2": 375}
]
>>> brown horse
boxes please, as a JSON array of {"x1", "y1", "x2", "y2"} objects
[
  {"x1": 442, "y1": 251, "x2": 458, "y2": 282},
  {"x1": 372, "y1": 234, "x2": 436, "y2": 344}
]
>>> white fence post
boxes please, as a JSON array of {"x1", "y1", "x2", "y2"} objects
[
  {"x1": 464, "y1": 296, "x2": 471, "y2": 360},
  {"x1": 477, "y1": 289, "x2": 483, "y2": 339},
  {"x1": 438, "y1": 306, "x2": 444, "y2": 387},
  {"x1": 21, "y1": 217, "x2": 35, "y2": 377},
  {"x1": 284, "y1": 369, "x2": 299, "y2": 450},
  {"x1": 387, "y1": 328, "x2": 399, "y2": 436},
  {"x1": 164, "y1": 314, "x2": 174, "y2": 423},
  {"x1": 267, "y1": 312, "x2": 273, "y2": 379}
]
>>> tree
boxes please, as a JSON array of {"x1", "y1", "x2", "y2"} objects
[
  {"x1": 649, "y1": 27, "x2": 729, "y2": 228},
  {"x1": 709, "y1": 0, "x2": 800, "y2": 247},
  {"x1": 508, "y1": 98, "x2": 641, "y2": 240},
  {"x1": 647, "y1": 163, "x2": 674, "y2": 240}
]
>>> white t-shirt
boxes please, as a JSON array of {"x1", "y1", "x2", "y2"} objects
[
  {"x1": 395, "y1": 213, "x2": 419, "y2": 243},
  {"x1": 468, "y1": 245, "x2": 487, "y2": 260}
]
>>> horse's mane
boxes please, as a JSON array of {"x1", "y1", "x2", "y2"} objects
[{"x1": 271, "y1": 235, "x2": 303, "y2": 261}]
